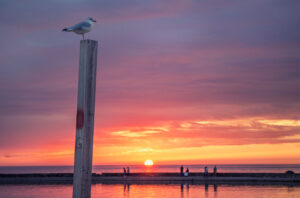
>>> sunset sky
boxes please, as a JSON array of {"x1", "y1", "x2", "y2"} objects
[{"x1": 0, "y1": 0, "x2": 300, "y2": 166}]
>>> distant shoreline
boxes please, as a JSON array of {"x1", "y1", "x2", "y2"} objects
[{"x1": 0, "y1": 172, "x2": 299, "y2": 185}]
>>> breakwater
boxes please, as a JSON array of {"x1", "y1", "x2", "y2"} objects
[{"x1": 0, "y1": 172, "x2": 299, "y2": 185}]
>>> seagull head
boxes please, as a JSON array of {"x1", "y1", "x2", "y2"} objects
[{"x1": 87, "y1": 17, "x2": 96, "y2": 23}]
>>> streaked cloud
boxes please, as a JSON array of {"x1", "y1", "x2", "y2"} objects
[
  {"x1": 111, "y1": 127, "x2": 167, "y2": 137},
  {"x1": 258, "y1": 120, "x2": 300, "y2": 127}
]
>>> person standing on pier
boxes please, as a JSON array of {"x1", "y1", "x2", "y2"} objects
[
  {"x1": 180, "y1": 165, "x2": 184, "y2": 176},
  {"x1": 127, "y1": 167, "x2": 130, "y2": 175},
  {"x1": 204, "y1": 166, "x2": 208, "y2": 176},
  {"x1": 184, "y1": 168, "x2": 189, "y2": 176},
  {"x1": 213, "y1": 166, "x2": 217, "y2": 176},
  {"x1": 123, "y1": 168, "x2": 126, "y2": 176}
]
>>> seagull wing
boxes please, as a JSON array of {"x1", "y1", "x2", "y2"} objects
[{"x1": 69, "y1": 21, "x2": 91, "y2": 31}]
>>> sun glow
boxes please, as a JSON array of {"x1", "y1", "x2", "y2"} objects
[{"x1": 144, "y1": 159, "x2": 154, "y2": 166}]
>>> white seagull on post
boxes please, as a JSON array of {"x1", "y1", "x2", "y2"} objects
[{"x1": 62, "y1": 17, "x2": 96, "y2": 40}]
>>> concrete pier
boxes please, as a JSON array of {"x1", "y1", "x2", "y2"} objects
[{"x1": 1, "y1": 172, "x2": 299, "y2": 185}]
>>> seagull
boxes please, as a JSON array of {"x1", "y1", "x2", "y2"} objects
[{"x1": 62, "y1": 17, "x2": 96, "y2": 40}]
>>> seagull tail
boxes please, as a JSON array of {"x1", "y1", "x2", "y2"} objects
[{"x1": 62, "y1": 28, "x2": 72, "y2": 32}]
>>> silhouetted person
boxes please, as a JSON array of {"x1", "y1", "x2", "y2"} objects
[
  {"x1": 204, "y1": 166, "x2": 208, "y2": 176},
  {"x1": 186, "y1": 168, "x2": 190, "y2": 176},
  {"x1": 127, "y1": 167, "x2": 130, "y2": 175},
  {"x1": 180, "y1": 165, "x2": 184, "y2": 176},
  {"x1": 184, "y1": 168, "x2": 189, "y2": 176},
  {"x1": 123, "y1": 167, "x2": 126, "y2": 176},
  {"x1": 213, "y1": 166, "x2": 217, "y2": 176}
]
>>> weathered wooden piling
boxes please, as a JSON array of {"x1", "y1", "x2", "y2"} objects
[{"x1": 73, "y1": 39, "x2": 98, "y2": 198}]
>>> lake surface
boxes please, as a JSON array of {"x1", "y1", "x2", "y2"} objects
[
  {"x1": 1, "y1": 164, "x2": 299, "y2": 174},
  {"x1": 1, "y1": 164, "x2": 299, "y2": 197},
  {"x1": 0, "y1": 183, "x2": 299, "y2": 198}
]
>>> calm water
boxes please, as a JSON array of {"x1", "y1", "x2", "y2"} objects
[
  {"x1": 0, "y1": 183, "x2": 299, "y2": 198},
  {"x1": 1, "y1": 164, "x2": 300, "y2": 174},
  {"x1": 1, "y1": 165, "x2": 299, "y2": 197}
]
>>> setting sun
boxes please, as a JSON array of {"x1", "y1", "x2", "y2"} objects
[{"x1": 144, "y1": 160, "x2": 154, "y2": 166}]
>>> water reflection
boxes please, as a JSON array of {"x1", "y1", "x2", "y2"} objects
[
  {"x1": 123, "y1": 183, "x2": 130, "y2": 197},
  {"x1": 202, "y1": 183, "x2": 219, "y2": 197},
  {"x1": 180, "y1": 183, "x2": 218, "y2": 198},
  {"x1": 214, "y1": 184, "x2": 218, "y2": 192},
  {"x1": 180, "y1": 183, "x2": 190, "y2": 198},
  {"x1": 205, "y1": 183, "x2": 209, "y2": 197},
  {"x1": 180, "y1": 183, "x2": 183, "y2": 197},
  {"x1": 214, "y1": 184, "x2": 218, "y2": 198},
  {"x1": 0, "y1": 183, "x2": 299, "y2": 198},
  {"x1": 145, "y1": 166, "x2": 153, "y2": 173}
]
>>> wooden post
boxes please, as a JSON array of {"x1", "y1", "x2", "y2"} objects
[{"x1": 73, "y1": 39, "x2": 98, "y2": 198}]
